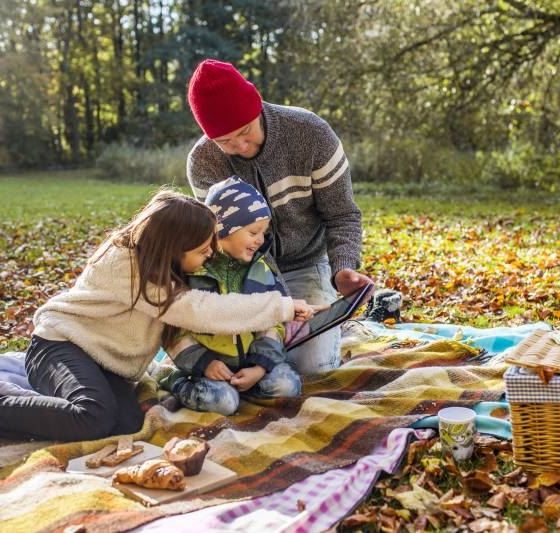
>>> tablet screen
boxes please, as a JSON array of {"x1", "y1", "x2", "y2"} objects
[{"x1": 285, "y1": 283, "x2": 373, "y2": 351}]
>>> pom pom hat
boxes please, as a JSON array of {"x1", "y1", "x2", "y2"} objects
[
  {"x1": 187, "y1": 59, "x2": 263, "y2": 139},
  {"x1": 205, "y1": 176, "x2": 271, "y2": 238}
]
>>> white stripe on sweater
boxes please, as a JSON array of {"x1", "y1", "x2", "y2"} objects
[
  {"x1": 191, "y1": 184, "x2": 208, "y2": 200},
  {"x1": 270, "y1": 189, "x2": 312, "y2": 208},
  {"x1": 268, "y1": 175, "x2": 311, "y2": 199},
  {"x1": 312, "y1": 157, "x2": 349, "y2": 190},
  {"x1": 311, "y1": 142, "x2": 345, "y2": 182}
]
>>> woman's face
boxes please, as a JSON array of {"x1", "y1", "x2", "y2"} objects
[{"x1": 180, "y1": 234, "x2": 214, "y2": 273}]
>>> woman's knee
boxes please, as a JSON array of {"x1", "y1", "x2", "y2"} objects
[
  {"x1": 115, "y1": 406, "x2": 145, "y2": 436},
  {"x1": 68, "y1": 397, "x2": 120, "y2": 441}
]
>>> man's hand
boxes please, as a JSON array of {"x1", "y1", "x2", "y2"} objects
[
  {"x1": 230, "y1": 366, "x2": 266, "y2": 392},
  {"x1": 334, "y1": 269, "x2": 374, "y2": 298},
  {"x1": 204, "y1": 360, "x2": 234, "y2": 381}
]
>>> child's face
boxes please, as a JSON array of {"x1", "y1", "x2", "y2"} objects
[
  {"x1": 220, "y1": 218, "x2": 270, "y2": 263},
  {"x1": 181, "y1": 234, "x2": 214, "y2": 273}
]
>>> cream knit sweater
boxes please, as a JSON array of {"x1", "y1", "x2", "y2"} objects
[{"x1": 33, "y1": 245, "x2": 294, "y2": 381}]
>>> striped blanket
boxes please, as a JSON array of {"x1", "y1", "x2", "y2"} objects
[{"x1": 0, "y1": 331, "x2": 507, "y2": 532}]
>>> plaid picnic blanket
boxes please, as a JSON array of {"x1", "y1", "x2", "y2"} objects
[{"x1": 0, "y1": 332, "x2": 508, "y2": 533}]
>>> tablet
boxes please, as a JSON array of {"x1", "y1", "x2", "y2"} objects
[{"x1": 285, "y1": 283, "x2": 374, "y2": 351}]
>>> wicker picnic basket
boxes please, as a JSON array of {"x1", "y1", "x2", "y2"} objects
[{"x1": 505, "y1": 329, "x2": 560, "y2": 472}]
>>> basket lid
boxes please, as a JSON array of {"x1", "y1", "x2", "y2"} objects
[{"x1": 505, "y1": 329, "x2": 560, "y2": 371}]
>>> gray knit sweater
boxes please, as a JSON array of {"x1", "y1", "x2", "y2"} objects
[{"x1": 187, "y1": 102, "x2": 362, "y2": 276}]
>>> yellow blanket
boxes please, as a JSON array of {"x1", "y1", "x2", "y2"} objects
[{"x1": 0, "y1": 338, "x2": 506, "y2": 532}]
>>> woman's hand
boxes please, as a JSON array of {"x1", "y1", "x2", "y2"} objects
[
  {"x1": 230, "y1": 366, "x2": 266, "y2": 391},
  {"x1": 293, "y1": 299, "x2": 318, "y2": 321},
  {"x1": 204, "y1": 360, "x2": 234, "y2": 381}
]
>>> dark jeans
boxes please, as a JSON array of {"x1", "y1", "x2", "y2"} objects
[{"x1": 0, "y1": 336, "x2": 144, "y2": 441}]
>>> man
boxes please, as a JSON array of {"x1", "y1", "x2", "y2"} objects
[{"x1": 186, "y1": 58, "x2": 372, "y2": 374}]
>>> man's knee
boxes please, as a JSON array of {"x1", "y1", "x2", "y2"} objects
[{"x1": 288, "y1": 329, "x2": 341, "y2": 375}]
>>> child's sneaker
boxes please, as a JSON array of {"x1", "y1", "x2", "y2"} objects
[{"x1": 365, "y1": 289, "x2": 403, "y2": 322}]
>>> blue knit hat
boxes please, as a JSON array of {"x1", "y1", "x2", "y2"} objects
[{"x1": 205, "y1": 176, "x2": 271, "y2": 238}]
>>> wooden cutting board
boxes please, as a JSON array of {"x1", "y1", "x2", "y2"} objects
[
  {"x1": 113, "y1": 459, "x2": 238, "y2": 506},
  {"x1": 66, "y1": 441, "x2": 164, "y2": 477},
  {"x1": 67, "y1": 441, "x2": 238, "y2": 505}
]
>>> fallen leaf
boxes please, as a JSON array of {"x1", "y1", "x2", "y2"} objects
[
  {"x1": 387, "y1": 484, "x2": 439, "y2": 511},
  {"x1": 342, "y1": 511, "x2": 376, "y2": 527},
  {"x1": 487, "y1": 492, "x2": 506, "y2": 509},
  {"x1": 518, "y1": 515, "x2": 548, "y2": 532},
  {"x1": 468, "y1": 517, "x2": 503, "y2": 532},
  {"x1": 463, "y1": 470, "x2": 494, "y2": 492},
  {"x1": 394, "y1": 509, "x2": 411, "y2": 521},
  {"x1": 502, "y1": 466, "x2": 526, "y2": 484},
  {"x1": 542, "y1": 494, "x2": 560, "y2": 519},
  {"x1": 420, "y1": 456, "x2": 443, "y2": 474},
  {"x1": 477, "y1": 450, "x2": 498, "y2": 473},
  {"x1": 528, "y1": 471, "x2": 560, "y2": 489},
  {"x1": 489, "y1": 407, "x2": 509, "y2": 419},
  {"x1": 476, "y1": 435, "x2": 512, "y2": 452},
  {"x1": 440, "y1": 494, "x2": 466, "y2": 508}
]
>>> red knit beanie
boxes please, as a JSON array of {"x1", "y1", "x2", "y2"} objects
[{"x1": 187, "y1": 59, "x2": 263, "y2": 139}]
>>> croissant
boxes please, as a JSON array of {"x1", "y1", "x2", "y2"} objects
[{"x1": 113, "y1": 459, "x2": 187, "y2": 490}]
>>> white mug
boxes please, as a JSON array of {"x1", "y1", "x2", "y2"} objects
[{"x1": 438, "y1": 407, "x2": 477, "y2": 461}]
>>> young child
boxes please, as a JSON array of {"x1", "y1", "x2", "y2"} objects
[
  {"x1": 0, "y1": 188, "x2": 313, "y2": 442},
  {"x1": 159, "y1": 177, "x2": 302, "y2": 415}
]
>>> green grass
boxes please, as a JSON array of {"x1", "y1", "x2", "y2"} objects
[
  {"x1": 0, "y1": 170, "x2": 156, "y2": 222},
  {"x1": 2, "y1": 167, "x2": 558, "y2": 223},
  {"x1": 1, "y1": 168, "x2": 559, "y2": 354}
]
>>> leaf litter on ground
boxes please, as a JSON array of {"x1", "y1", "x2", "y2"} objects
[{"x1": 2, "y1": 176, "x2": 560, "y2": 530}]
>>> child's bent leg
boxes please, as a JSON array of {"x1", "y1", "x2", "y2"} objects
[
  {"x1": 172, "y1": 377, "x2": 239, "y2": 416},
  {"x1": 252, "y1": 363, "x2": 301, "y2": 398}
]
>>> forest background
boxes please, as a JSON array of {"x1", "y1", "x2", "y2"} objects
[{"x1": 1, "y1": 0, "x2": 560, "y2": 190}]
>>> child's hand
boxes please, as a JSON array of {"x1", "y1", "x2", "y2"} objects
[
  {"x1": 204, "y1": 360, "x2": 234, "y2": 381},
  {"x1": 293, "y1": 299, "x2": 318, "y2": 321},
  {"x1": 230, "y1": 366, "x2": 266, "y2": 391}
]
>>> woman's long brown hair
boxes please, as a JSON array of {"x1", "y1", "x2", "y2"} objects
[{"x1": 91, "y1": 187, "x2": 216, "y2": 347}]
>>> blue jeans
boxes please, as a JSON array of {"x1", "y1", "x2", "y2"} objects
[
  {"x1": 172, "y1": 363, "x2": 301, "y2": 416},
  {"x1": 282, "y1": 258, "x2": 341, "y2": 374}
]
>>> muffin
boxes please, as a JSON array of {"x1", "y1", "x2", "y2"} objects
[{"x1": 163, "y1": 436, "x2": 210, "y2": 476}]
